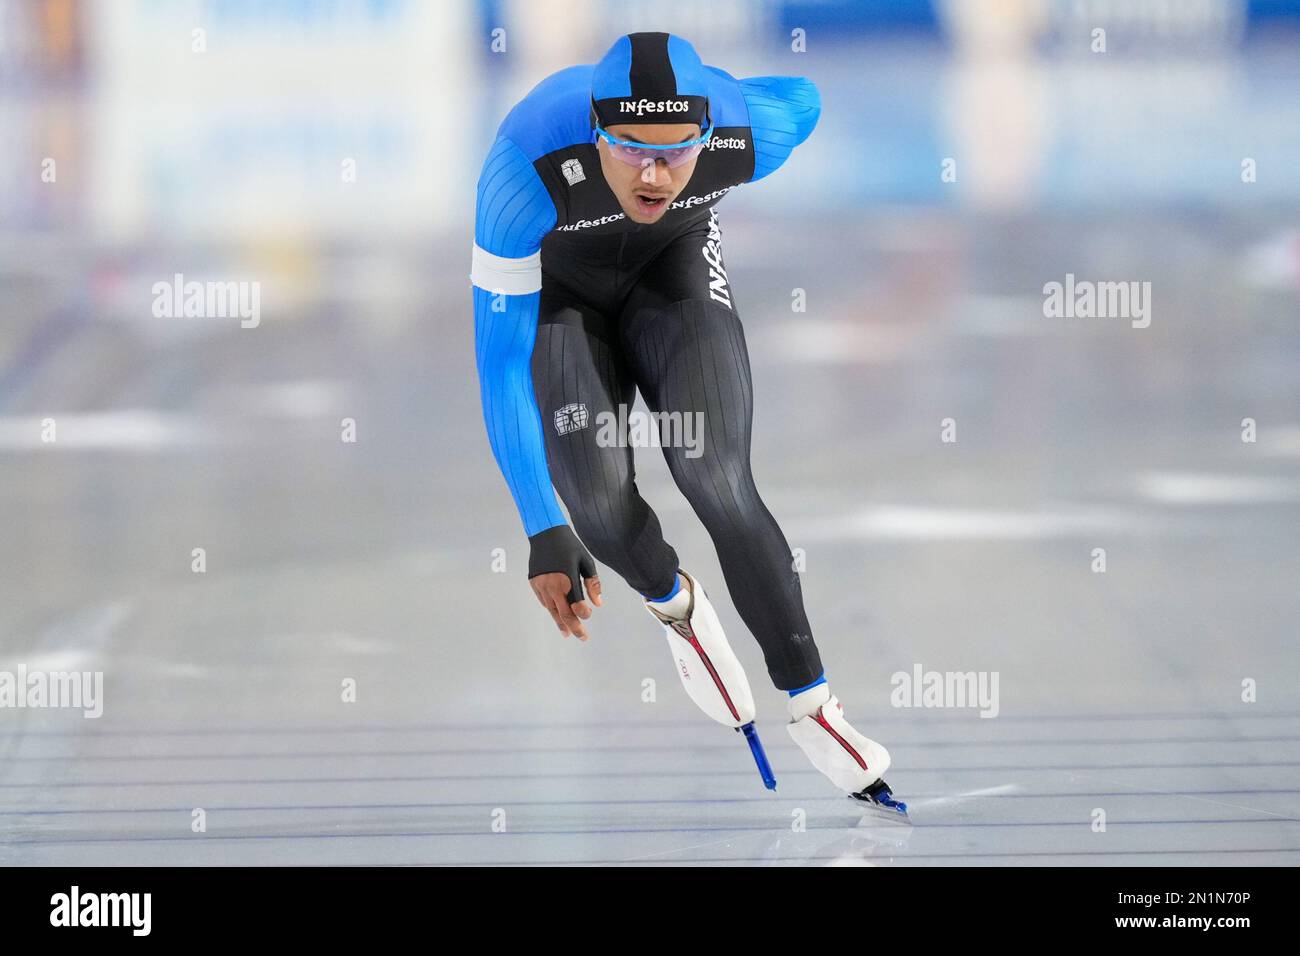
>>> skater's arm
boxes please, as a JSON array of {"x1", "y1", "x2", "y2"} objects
[
  {"x1": 472, "y1": 135, "x2": 603, "y2": 638},
  {"x1": 737, "y1": 74, "x2": 822, "y2": 182},
  {"x1": 471, "y1": 135, "x2": 564, "y2": 537}
]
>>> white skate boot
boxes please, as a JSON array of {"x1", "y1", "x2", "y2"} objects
[
  {"x1": 643, "y1": 570, "x2": 755, "y2": 728},
  {"x1": 644, "y1": 569, "x2": 777, "y2": 789},
  {"x1": 787, "y1": 682, "x2": 908, "y2": 817}
]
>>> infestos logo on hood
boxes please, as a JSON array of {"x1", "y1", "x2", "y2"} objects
[{"x1": 618, "y1": 98, "x2": 691, "y2": 116}]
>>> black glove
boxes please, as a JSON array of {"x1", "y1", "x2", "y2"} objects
[{"x1": 527, "y1": 525, "x2": 597, "y2": 606}]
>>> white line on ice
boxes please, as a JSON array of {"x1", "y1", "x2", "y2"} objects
[
  {"x1": 794, "y1": 504, "x2": 1150, "y2": 541},
  {"x1": 1137, "y1": 471, "x2": 1300, "y2": 504},
  {"x1": 903, "y1": 782, "x2": 1021, "y2": 810},
  {"x1": 0, "y1": 411, "x2": 216, "y2": 450}
]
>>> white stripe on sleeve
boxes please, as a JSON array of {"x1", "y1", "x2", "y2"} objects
[{"x1": 471, "y1": 244, "x2": 542, "y2": 295}]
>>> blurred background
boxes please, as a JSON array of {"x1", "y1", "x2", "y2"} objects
[{"x1": 2, "y1": 0, "x2": 1298, "y2": 865}]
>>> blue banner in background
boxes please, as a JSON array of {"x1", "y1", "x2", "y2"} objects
[
  {"x1": 1250, "y1": 0, "x2": 1300, "y2": 16},
  {"x1": 770, "y1": 0, "x2": 1300, "y2": 36},
  {"x1": 775, "y1": 0, "x2": 940, "y2": 34}
]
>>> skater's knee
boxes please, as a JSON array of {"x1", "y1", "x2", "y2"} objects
[
  {"x1": 570, "y1": 510, "x2": 677, "y2": 599},
  {"x1": 666, "y1": 444, "x2": 755, "y2": 509},
  {"x1": 569, "y1": 500, "x2": 651, "y2": 560}
]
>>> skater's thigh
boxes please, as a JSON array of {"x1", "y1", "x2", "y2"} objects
[
  {"x1": 618, "y1": 273, "x2": 752, "y2": 473},
  {"x1": 619, "y1": 208, "x2": 736, "y2": 332},
  {"x1": 617, "y1": 210, "x2": 749, "y2": 422},
  {"x1": 532, "y1": 285, "x2": 638, "y2": 505}
]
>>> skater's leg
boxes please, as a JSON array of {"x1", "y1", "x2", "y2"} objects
[
  {"x1": 620, "y1": 216, "x2": 822, "y2": 690},
  {"x1": 531, "y1": 288, "x2": 678, "y2": 599}
]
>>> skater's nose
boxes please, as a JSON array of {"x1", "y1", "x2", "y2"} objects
[{"x1": 639, "y1": 160, "x2": 673, "y2": 188}]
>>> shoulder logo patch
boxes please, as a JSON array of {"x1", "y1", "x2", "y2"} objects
[{"x1": 561, "y1": 158, "x2": 585, "y2": 186}]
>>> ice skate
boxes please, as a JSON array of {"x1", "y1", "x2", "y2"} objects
[
  {"x1": 644, "y1": 569, "x2": 755, "y2": 727},
  {"x1": 786, "y1": 682, "x2": 909, "y2": 819},
  {"x1": 644, "y1": 569, "x2": 776, "y2": 789}
]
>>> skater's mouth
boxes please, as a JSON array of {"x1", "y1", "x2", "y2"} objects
[{"x1": 633, "y1": 192, "x2": 671, "y2": 216}]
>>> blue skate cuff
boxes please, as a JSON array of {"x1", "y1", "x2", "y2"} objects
[
  {"x1": 787, "y1": 673, "x2": 827, "y2": 696},
  {"x1": 644, "y1": 574, "x2": 681, "y2": 603}
]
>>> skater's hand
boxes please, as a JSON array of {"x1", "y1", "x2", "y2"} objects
[
  {"x1": 530, "y1": 572, "x2": 603, "y2": 641},
  {"x1": 526, "y1": 525, "x2": 602, "y2": 641}
]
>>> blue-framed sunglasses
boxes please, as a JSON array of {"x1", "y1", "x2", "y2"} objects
[{"x1": 593, "y1": 122, "x2": 715, "y2": 169}]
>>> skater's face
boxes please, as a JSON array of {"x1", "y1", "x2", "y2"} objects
[{"x1": 597, "y1": 122, "x2": 702, "y2": 224}]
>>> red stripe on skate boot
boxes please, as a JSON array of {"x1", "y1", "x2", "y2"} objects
[
  {"x1": 681, "y1": 627, "x2": 741, "y2": 723},
  {"x1": 814, "y1": 707, "x2": 869, "y2": 771}
]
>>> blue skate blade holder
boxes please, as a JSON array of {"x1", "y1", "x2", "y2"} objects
[{"x1": 738, "y1": 721, "x2": 777, "y2": 790}]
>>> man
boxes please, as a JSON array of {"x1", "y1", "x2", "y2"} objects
[{"x1": 471, "y1": 32, "x2": 904, "y2": 813}]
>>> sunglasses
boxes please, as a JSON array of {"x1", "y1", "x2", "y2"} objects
[{"x1": 594, "y1": 122, "x2": 714, "y2": 170}]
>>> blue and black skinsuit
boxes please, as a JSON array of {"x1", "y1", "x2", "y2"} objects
[{"x1": 471, "y1": 32, "x2": 823, "y2": 689}]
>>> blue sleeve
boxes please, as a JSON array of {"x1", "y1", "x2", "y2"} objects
[
  {"x1": 472, "y1": 135, "x2": 565, "y2": 537},
  {"x1": 739, "y1": 75, "x2": 821, "y2": 182}
]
